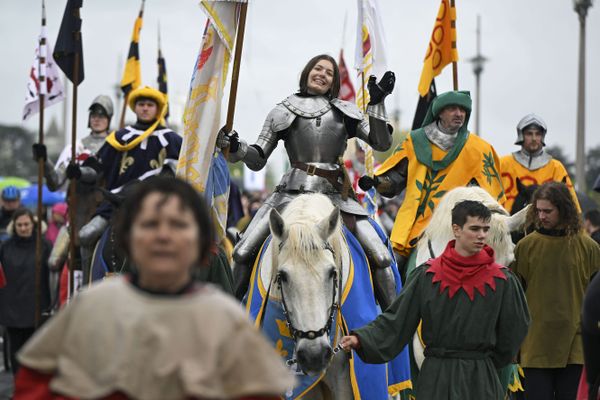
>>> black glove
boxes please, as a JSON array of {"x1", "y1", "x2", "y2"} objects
[
  {"x1": 227, "y1": 130, "x2": 240, "y2": 153},
  {"x1": 368, "y1": 71, "x2": 395, "y2": 105},
  {"x1": 82, "y1": 156, "x2": 102, "y2": 173},
  {"x1": 216, "y1": 126, "x2": 240, "y2": 153},
  {"x1": 66, "y1": 162, "x2": 81, "y2": 180},
  {"x1": 358, "y1": 175, "x2": 379, "y2": 191},
  {"x1": 32, "y1": 143, "x2": 47, "y2": 162}
]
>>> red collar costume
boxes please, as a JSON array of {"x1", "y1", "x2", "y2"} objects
[{"x1": 426, "y1": 240, "x2": 507, "y2": 301}]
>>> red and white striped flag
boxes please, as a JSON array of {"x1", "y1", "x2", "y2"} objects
[
  {"x1": 23, "y1": 0, "x2": 65, "y2": 121},
  {"x1": 338, "y1": 49, "x2": 355, "y2": 102}
]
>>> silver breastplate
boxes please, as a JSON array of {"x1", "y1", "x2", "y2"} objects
[
  {"x1": 512, "y1": 149, "x2": 552, "y2": 170},
  {"x1": 284, "y1": 108, "x2": 348, "y2": 164},
  {"x1": 82, "y1": 134, "x2": 107, "y2": 155}
]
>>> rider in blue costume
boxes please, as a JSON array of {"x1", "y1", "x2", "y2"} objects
[{"x1": 218, "y1": 54, "x2": 397, "y2": 309}]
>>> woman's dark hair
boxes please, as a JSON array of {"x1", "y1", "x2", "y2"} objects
[
  {"x1": 451, "y1": 200, "x2": 491, "y2": 227},
  {"x1": 298, "y1": 54, "x2": 340, "y2": 99},
  {"x1": 113, "y1": 176, "x2": 215, "y2": 265},
  {"x1": 10, "y1": 208, "x2": 35, "y2": 236},
  {"x1": 526, "y1": 181, "x2": 581, "y2": 235}
]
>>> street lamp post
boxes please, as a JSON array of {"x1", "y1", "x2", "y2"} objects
[
  {"x1": 574, "y1": 0, "x2": 593, "y2": 192},
  {"x1": 469, "y1": 15, "x2": 487, "y2": 136}
]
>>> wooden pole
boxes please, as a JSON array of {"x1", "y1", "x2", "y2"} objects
[
  {"x1": 223, "y1": 2, "x2": 248, "y2": 158},
  {"x1": 68, "y1": 51, "x2": 80, "y2": 298},
  {"x1": 360, "y1": 72, "x2": 366, "y2": 112},
  {"x1": 119, "y1": 92, "x2": 129, "y2": 129},
  {"x1": 451, "y1": 0, "x2": 459, "y2": 90},
  {"x1": 35, "y1": 96, "x2": 45, "y2": 327},
  {"x1": 34, "y1": 0, "x2": 46, "y2": 328},
  {"x1": 452, "y1": 62, "x2": 459, "y2": 90}
]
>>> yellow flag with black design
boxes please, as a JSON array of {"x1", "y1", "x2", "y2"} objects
[
  {"x1": 120, "y1": 1, "x2": 144, "y2": 95},
  {"x1": 417, "y1": 0, "x2": 458, "y2": 96}
]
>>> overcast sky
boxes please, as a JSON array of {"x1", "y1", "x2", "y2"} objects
[{"x1": 1, "y1": 0, "x2": 599, "y2": 173}]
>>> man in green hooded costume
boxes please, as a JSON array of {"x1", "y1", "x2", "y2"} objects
[{"x1": 359, "y1": 91, "x2": 506, "y2": 266}]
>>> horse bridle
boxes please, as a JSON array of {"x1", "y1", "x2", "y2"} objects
[{"x1": 275, "y1": 240, "x2": 344, "y2": 366}]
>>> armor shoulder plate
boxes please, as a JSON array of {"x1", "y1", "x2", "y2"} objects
[
  {"x1": 331, "y1": 98, "x2": 364, "y2": 121},
  {"x1": 282, "y1": 94, "x2": 332, "y2": 118},
  {"x1": 267, "y1": 104, "x2": 296, "y2": 132}
]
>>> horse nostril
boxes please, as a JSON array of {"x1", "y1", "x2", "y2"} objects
[
  {"x1": 323, "y1": 346, "x2": 333, "y2": 363},
  {"x1": 296, "y1": 348, "x2": 308, "y2": 366}
]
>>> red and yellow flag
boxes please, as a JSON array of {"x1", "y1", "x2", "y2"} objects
[{"x1": 417, "y1": 0, "x2": 458, "y2": 96}]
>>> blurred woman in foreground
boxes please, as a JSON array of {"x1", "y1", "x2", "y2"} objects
[{"x1": 13, "y1": 176, "x2": 293, "y2": 400}]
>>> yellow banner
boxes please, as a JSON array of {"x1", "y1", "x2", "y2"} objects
[
  {"x1": 417, "y1": 0, "x2": 458, "y2": 97},
  {"x1": 120, "y1": 8, "x2": 143, "y2": 93}
]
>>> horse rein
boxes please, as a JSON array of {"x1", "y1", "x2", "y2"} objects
[{"x1": 274, "y1": 240, "x2": 344, "y2": 367}]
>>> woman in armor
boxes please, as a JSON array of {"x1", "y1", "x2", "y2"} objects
[{"x1": 219, "y1": 54, "x2": 397, "y2": 308}]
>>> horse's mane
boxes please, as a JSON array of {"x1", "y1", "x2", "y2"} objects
[
  {"x1": 270, "y1": 194, "x2": 344, "y2": 276},
  {"x1": 417, "y1": 186, "x2": 516, "y2": 266}
]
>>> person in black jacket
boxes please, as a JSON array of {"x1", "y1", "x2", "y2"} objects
[
  {"x1": 0, "y1": 208, "x2": 51, "y2": 374},
  {"x1": 584, "y1": 209, "x2": 600, "y2": 246},
  {"x1": 583, "y1": 272, "x2": 600, "y2": 399}
]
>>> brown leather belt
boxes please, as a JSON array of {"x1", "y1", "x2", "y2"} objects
[
  {"x1": 291, "y1": 161, "x2": 355, "y2": 201},
  {"x1": 291, "y1": 162, "x2": 342, "y2": 187}
]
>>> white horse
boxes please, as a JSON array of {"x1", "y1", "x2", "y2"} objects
[
  {"x1": 411, "y1": 186, "x2": 529, "y2": 368},
  {"x1": 264, "y1": 193, "x2": 353, "y2": 399}
]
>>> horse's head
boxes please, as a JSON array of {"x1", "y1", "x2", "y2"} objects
[
  {"x1": 268, "y1": 194, "x2": 343, "y2": 376},
  {"x1": 416, "y1": 186, "x2": 530, "y2": 267},
  {"x1": 511, "y1": 178, "x2": 539, "y2": 215}
]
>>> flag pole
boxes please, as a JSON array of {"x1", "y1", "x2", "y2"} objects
[
  {"x1": 223, "y1": 2, "x2": 248, "y2": 158},
  {"x1": 68, "y1": 49, "x2": 80, "y2": 298},
  {"x1": 119, "y1": 0, "x2": 144, "y2": 129},
  {"x1": 34, "y1": 0, "x2": 47, "y2": 327},
  {"x1": 119, "y1": 93, "x2": 128, "y2": 129},
  {"x1": 451, "y1": 0, "x2": 458, "y2": 90}
]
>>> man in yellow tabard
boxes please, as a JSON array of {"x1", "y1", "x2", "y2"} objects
[
  {"x1": 358, "y1": 91, "x2": 505, "y2": 271},
  {"x1": 500, "y1": 114, "x2": 580, "y2": 213}
]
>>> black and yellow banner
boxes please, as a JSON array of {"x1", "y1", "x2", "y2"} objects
[
  {"x1": 120, "y1": 1, "x2": 144, "y2": 95},
  {"x1": 157, "y1": 31, "x2": 169, "y2": 119}
]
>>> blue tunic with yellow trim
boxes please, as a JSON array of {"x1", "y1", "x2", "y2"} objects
[
  {"x1": 94, "y1": 123, "x2": 181, "y2": 219},
  {"x1": 97, "y1": 123, "x2": 181, "y2": 193}
]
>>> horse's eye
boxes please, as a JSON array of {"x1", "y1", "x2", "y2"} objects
[
  {"x1": 279, "y1": 271, "x2": 289, "y2": 283},
  {"x1": 328, "y1": 268, "x2": 336, "y2": 279}
]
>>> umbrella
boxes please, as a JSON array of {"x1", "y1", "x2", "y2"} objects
[
  {"x1": 0, "y1": 176, "x2": 31, "y2": 190},
  {"x1": 19, "y1": 184, "x2": 66, "y2": 206}
]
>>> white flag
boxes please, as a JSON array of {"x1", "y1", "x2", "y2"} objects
[
  {"x1": 354, "y1": 0, "x2": 388, "y2": 216},
  {"x1": 176, "y1": 0, "x2": 245, "y2": 240},
  {"x1": 354, "y1": 0, "x2": 388, "y2": 79},
  {"x1": 23, "y1": 23, "x2": 65, "y2": 121}
]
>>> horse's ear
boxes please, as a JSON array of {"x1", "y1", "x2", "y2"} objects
[
  {"x1": 516, "y1": 177, "x2": 525, "y2": 193},
  {"x1": 269, "y1": 208, "x2": 287, "y2": 241},
  {"x1": 506, "y1": 204, "x2": 530, "y2": 232},
  {"x1": 317, "y1": 206, "x2": 340, "y2": 240}
]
